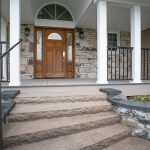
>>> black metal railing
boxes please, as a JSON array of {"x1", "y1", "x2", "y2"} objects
[
  {"x1": 0, "y1": 41, "x2": 9, "y2": 82},
  {"x1": 0, "y1": 39, "x2": 23, "y2": 149},
  {"x1": 107, "y1": 46, "x2": 133, "y2": 80},
  {"x1": 141, "y1": 48, "x2": 150, "y2": 80}
]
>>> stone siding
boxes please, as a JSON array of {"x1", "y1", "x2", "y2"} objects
[
  {"x1": 20, "y1": 25, "x2": 34, "y2": 79},
  {"x1": 19, "y1": 26, "x2": 150, "y2": 80},
  {"x1": 75, "y1": 29, "x2": 97, "y2": 78}
]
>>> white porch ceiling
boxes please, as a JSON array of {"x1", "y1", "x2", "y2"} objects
[{"x1": 1, "y1": 0, "x2": 150, "y2": 31}]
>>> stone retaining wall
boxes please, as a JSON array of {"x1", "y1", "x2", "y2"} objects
[{"x1": 100, "y1": 88, "x2": 150, "y2": 140}]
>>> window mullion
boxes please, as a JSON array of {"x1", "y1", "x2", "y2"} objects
[
  {"x1": 56, "y1": 9, "x2": 67, "y2": 20},
  {"x1": 43, "y1": 8, "x2": 54, "y2": 19}
]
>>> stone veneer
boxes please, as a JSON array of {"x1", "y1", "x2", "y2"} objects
[
  {"x1": 100, "y1": 88, "x2": 150, "y2": 140},
  {"x1": 20, "y1": 25, "x2": 34, "y2": 79},
  {"x1": 19, "y1": 25, "x2": 150, "y2": 80},
  {"x1": 75, "y1": 29, "x2": 97, "y2": 78}
]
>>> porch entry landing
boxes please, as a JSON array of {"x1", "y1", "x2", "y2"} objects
[{"x1": 2, "y1": 78, "x2": 150, "y2": 87}]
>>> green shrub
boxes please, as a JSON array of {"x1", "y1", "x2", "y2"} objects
[{"x1": 128, "y1": 95, "x2": 150, "y2": 102}]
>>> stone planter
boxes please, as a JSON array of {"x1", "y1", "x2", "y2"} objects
[{"x1": 100, "y1": 88, "x2": 150, "y2": 140}]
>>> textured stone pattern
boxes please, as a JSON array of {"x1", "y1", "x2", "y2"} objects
[
  {"x1": 115, "y1": 107, "x2": 150, "y2": 140},
  {"x1": 120, "y1": 32, "x2": 131, "y2": 47},
  {"x1": 20, "y1": 24, "x2": 34, "y2": 79},
  {"x1": 15, "y1": 94, "x2": 106, "y2": 104},
  {"x1": 75, "y1": 29, "x2": 97, "y2": 78},
  {"x1": 4, "y1": 116, "x2": 119, "y2": 148},
  {"x1": 9, "y1": 104, "x2": 112, "y2": 122}
]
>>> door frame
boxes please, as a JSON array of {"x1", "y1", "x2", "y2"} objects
[{"x1": 34, "y1": 26, "x2": 75, "y2": 79}]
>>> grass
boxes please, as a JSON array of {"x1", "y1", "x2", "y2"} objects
[{"x1": 128, "y1": 95, "x2": 150, "y2": 102}]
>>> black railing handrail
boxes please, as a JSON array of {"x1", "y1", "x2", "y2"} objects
[
  {"x1": 107, "y1": 46, "x2": 132, "y2": 80},
  {"x1": 108, "y1": 46, "x2": 133, "y2": 49},
  {"x1": 142, "y1": 48, "x2": 150, "y2": 50},
  {"x1": 0, "y1": 39, "x2": 23, "y2": 150},
  {"x1": 0, "y1": 39, "x2": 23, "y2": 60}
]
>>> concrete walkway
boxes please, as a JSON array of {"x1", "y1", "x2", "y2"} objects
[{"x1": 103, "y1": 137, "x2": 150, "y2": 150}]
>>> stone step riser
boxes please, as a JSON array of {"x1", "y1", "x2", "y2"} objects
[
  {"x1": 4, "y1": 117, "x2": 120, "y2": 148},
  {"x1": 79, "y1": 130, "x2": 131, "y2": 150},
  {"x1": 15, "y1": 95, "x2": 106, "y2": 104},
  {"x1": 9, "y1": 105, "x2": 112, "y2": 122}
]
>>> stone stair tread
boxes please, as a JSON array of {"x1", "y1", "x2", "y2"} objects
[
  {"x1": 102, "y1": 137, "x2": 150, "y2": 150},
  {"x1": 16, "y1": 91, "x2": 106, "y2": 98},
  {"x1": 4, "y1": 111, "x2": 118, "y2": 138},
  {"x1": 15, "y1": 93, "x2": 106, "y2": 104},
  {"x1": 4, "y1": 124, "x2": 130, "y2": 150},
  {"x1": 10, "y1": 101, "x2": 111, "y2": 114}
]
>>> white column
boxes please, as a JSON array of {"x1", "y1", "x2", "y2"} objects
[
  {"x1": 130, "y1": 5, "x2": 142, "y2": 83},
  {"x1": 9, "y1": 0, "x2": 21, "y2": 86},
  {"x1": 97, "y1": 0, "x2": 108, "y2": 84}
]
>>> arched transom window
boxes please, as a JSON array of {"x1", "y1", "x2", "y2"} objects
[{"x1": 37, "y1": 4, "x2": 73, "y2": 21}]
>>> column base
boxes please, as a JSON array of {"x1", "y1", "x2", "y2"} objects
[
  {"x1": 9, "y1": 81, "x2": 21, "y2": 86},
  {"x1": 130, "y1": 80, "x2": 142, "y2": 84},
  {"x1": 96, "y1": 80, "x2": 108, "y2": 84}
]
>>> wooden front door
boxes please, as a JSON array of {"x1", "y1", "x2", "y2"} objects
[
  {"x1": 34, "y1": 27, "x2": 75, "y2": 79},
  {"x1": 43, "y1": 29, "x2": 65, "y2": 78}
]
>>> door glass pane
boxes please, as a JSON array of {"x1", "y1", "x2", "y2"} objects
[
  {"x1": 37, "y1": 31, "x2": 42, "y2": 61},
  {"x1": 67, "y1": 32, "x2": 72, "y2": 63},
  {"x1": 48, "y1": 33, "x2": 62, "y2": 40}
]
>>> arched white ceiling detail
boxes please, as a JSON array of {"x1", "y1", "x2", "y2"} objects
[
  {"x1": 1, "y1": 0, "x2": 150, "y2": 31},
  {"x1": 35, "y1": 2, "x2": 74, "y2": 22}
]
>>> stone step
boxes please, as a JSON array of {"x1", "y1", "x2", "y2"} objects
[
  {"x1": 8, "y1": 101, "x2": 112, "y2": 122},
  {"x1": 4, "y1": 123, "x2": 131, "y2": 150},
  {"x1": 15, "y1": 93, "x2": 106, "y2": 104},
  {"x1": 4, "y1": 112, "x2": 119, "y2": 148},
  {"x1": 102, "y1": 137, "x2": 150, "y2": 150}
]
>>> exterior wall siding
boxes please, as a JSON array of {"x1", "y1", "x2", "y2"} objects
[
  {"x1": 19, "y1": 25, "x2": 150, "y2": 80},
  {"x1": 75, "y1": 29, "x2": 97, "y2": 78},
  {"x1": 20, "y1": 25, "x2": 34, "y2": 79}
]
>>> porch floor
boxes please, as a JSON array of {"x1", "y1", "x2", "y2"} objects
[{"x1": 2, "y1": 78, "x2": 150, "y2": 96}]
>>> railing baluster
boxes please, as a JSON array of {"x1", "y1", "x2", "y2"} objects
[
  {"x1": 107, "y1": 46, "x2": 133, "y2": 81},
  {"x1": 0, "y1": 49, "x2": 3, "y2": 150},
  {"x1": 141, "y1": 48, "x2": 150, "y2": 80},
  {"x1": 131, "y1": 48, "x2": 133, "y2": 80},
  {"x1": 127, "y1": 48, "x2": 129, "y2": 79},
  {"x1": 143, "y1": 49, "x2": 145, "y2": 80},
  {"x1": 119, "y1": 47, "x2": 120, "y2": 79},
  {"x1": 0, "y1": 39, "x2": 23, "y2": 150},
  {"x1": 115, "y1": 47, "x2": 116, "y2": 80},
  {"x1": 147, "y1": 49, "x2": 149, "y2": 79},
  {"x1": 123, "y1": 48, "x2": 124, "y2": 79},
  {"x1": 111, "y1": 47, "x2": 112, "y2": 80}
]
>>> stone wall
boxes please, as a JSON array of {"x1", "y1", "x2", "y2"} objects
[
  {"x1": 20, "y1": 25, "x2": 34, "y2": 79},
  {"x1": 100, "y1": 88, "x2": 150, "y2": 140},
  {"x1": 141, "y1": 29, "x2": 150, "y2": 79},
  {"x1": 75, "y1": 29, "x2": 97, "y2": 78},
  {"x1": 120, "y1": 31, "x2": 131, "y2": 47},
  {"x1": 19, "y1": 28, "x2": 133, "y2": 80}
]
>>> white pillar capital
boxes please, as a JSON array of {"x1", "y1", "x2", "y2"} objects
[
  {"x1": 9, "y1": 0, "x2": 21, "y2": 86},
  {"x1": 130, "y1": 4, "x2": 142, "y2": 83},
  {"x1": 97, "y1": 0, "x2": 108, "y2": 84}
]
